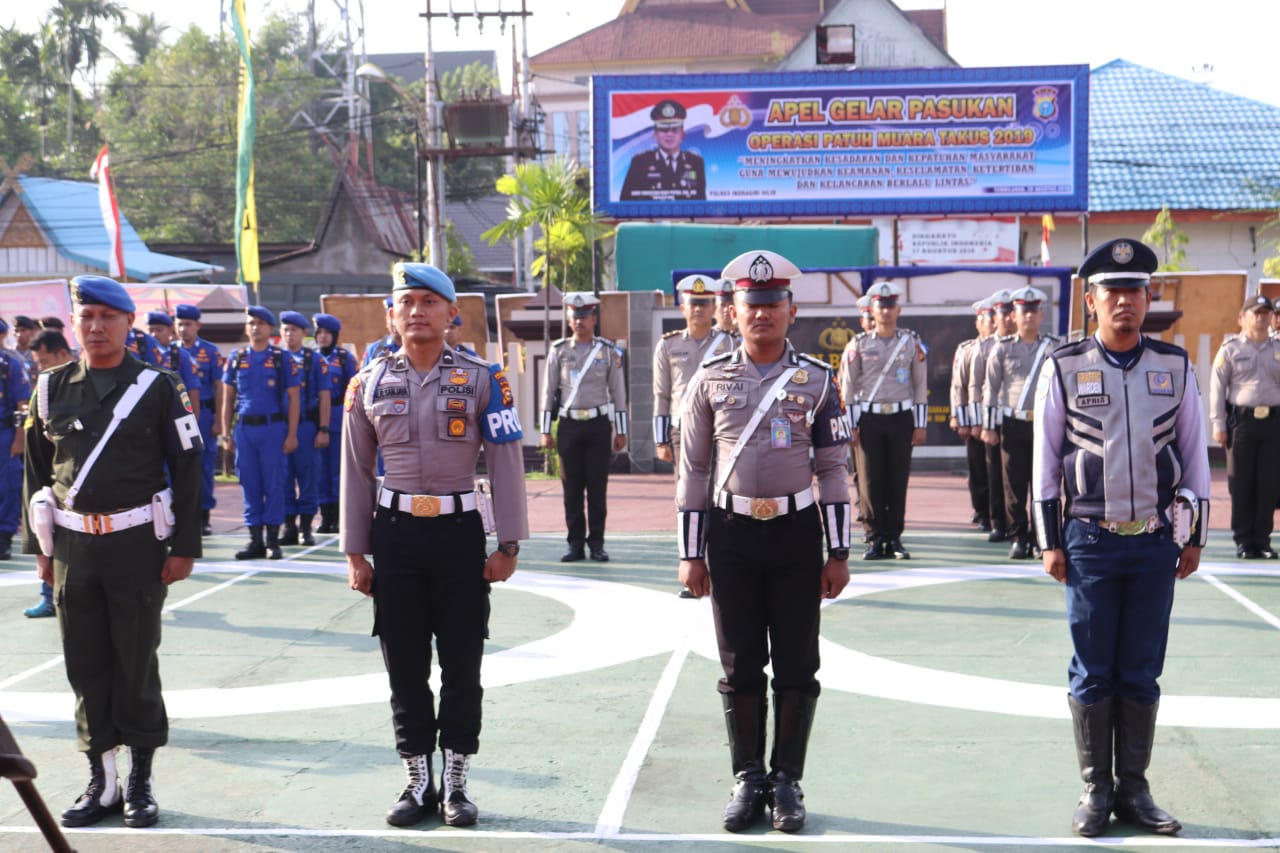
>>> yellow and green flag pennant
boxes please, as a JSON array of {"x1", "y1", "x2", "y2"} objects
[{"x1": 231, "y1": 0, "x2": 260, "y2": 286}]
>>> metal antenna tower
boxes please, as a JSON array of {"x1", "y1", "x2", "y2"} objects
[{"x1": 293, "y1": 0, "x2": 373, "y2": 170}]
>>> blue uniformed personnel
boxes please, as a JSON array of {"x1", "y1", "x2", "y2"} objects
[
  {"x1": 0, "y1": 318, "x2": 32, "y2": 564},
  {"x1": 124, "y1": 323, "x2": 165, "y2": 368},
  {"x1": 144, "y1": 312, "x2": 201, "y2": 410},
  {"x1": 221, "y1": 306, "x2": 301, "y2": 560},
  {"x1": 363, "y1": 297, "x2": 402, "y2": 367},
  {"x1": 619, "y1": 98, "x2": 706, "y2": 202},
  {"x1": 1033, "y1": 238, "x2": 1210, "y2": 838},
  {"x1": 174, "y1": 305, "x2": 222, "y2": 535},
  {"x1": 313, "y1": 312, "x2": 356, "y2": 533},
  {"x1": 278, "y1": 311, "x2": 331, "y2": 546},
  {"x1": 13, "y1": 315, "x2": 39, "y2": 380}
]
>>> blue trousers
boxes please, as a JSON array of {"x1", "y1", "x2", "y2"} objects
[
  {"x1": 198, "y1": 408, "x2": 217, "y2": 511},
  {"x1": 317, "y1": 406, "x2": 343, "y2": 505},
  {"x1": 0, "y1": 426, "x2": 22, "y2": 535},
  {"x1": 284, "y1": 420, "x2": 319, "y2": 516},
  {"x1": 235, "y1": 421, "x2": 287, "y2": 526},
  {"x1": 1064, "y1": 518, "x2": 1180, "y2": 705}
]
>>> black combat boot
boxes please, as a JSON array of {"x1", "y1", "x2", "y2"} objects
[
  {"x1": 123, "y1": 746, "x2": 159, "y2": 828},
  {"x1": 721, "y1": 692, "x2": 768, "y2": 832},
  {"x1": 385, "y1": 754, "x2": 437, "y2": 826},
  {"x1": 441, "y1": 748, "x2": 479, "y2": 827},
  {"x1": 767, "y1": 692, "x2": 816, "y2": 833},
  {"x1": 234, "y1": 525, "x2": 265, "y2": 560},
  {"x1": 279, "y1": 516, "x2": 299, "y2": 545},
  {"x1": 0, "y1": 532, "x2": 12, "y2": 560},
  {"x1": 316, "y1": 503, "x2": 337, "y2": 533},
  {"x1": 1113, "y1": 697, "x2": 1181, "y2": 835},
  {"x1": 299, "y1": 514, "x2": 316, "y2": 546},
  {"x1": 61, "y1": 748, "x2": 122, "y2": 827},
  {"x1": 265, "y1": 525, "x2": 283, "y2": 560},
  {"x1": 1068, "y1": 694, "x2": 1114, "y2": 836},
  {"x1": 200, "y1": 509, "x2": 213, "y2": 536}
]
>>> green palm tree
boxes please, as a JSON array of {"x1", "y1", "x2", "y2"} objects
[
  {"x1": 120, "y1": 12, "x2": 169, "y2": 64},
  {"x1": 45, "y1": 0, "x2": 124, "y2": 158}
]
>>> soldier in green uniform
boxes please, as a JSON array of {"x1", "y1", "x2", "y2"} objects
[{"x1": 23, "y1": 275, "x2": 203, "y2": 829}]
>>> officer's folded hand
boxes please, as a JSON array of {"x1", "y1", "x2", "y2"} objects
[
  {"x1": 613, "y1": 434, "x2": 627, "y2": 452},
  {"x1": 315, "y1": 431, "x2": 330, "y2": 449},
  {"x1": 821, "y1": 558, "x2": 850, "y2": 599},
  {"x1": 283, "y1": 433, "x2": 298, "y2": 454},
  {"x1": 161, "y1": 556, "x2": 194, "y2": 585},
  {"x1": 911, "y1": 427, "x2": 927, "y2": 446},
  {"x1": 485, "y1": 551, "x2": 517, "y2": 583},
  {"x1": 656, "y1": 444, "x2": 673, "y2": 462},
  {"x1": 347, "y1": 554, "x2": 374, "y2": 597},
  {"x1": 679, "y1": 558, "x2": 710, "y2": 598},
  {"x1": 1042, "y1": 548, "x2": 1067, "y2": 583}
]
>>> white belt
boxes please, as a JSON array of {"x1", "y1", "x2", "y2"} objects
[
  {"x1": 715, "y1": 489, "x2": 814, "y2": 520},
  {"x1": 53, "y1": 504, "x2": 153, "y2": 535},
  {"x1": 378, "y1": 487, "x2": 477, "y2": 518},
  {"x1": 1002, "y1": 407, "x2": 1034, "y2": 422},
  {"x1": 560, "y1": 404, "x2": 612, "y2": 421},
  {"x1": 864, "y1": 401, "x2": 910, "y2": 415}
]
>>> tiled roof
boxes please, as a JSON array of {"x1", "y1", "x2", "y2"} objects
[{"x1": 1090, "y1": 59, "x2": 1280, "y2": 212}]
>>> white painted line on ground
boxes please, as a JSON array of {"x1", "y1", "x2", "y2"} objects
[
  {"x1": 0, "y1": 656, "x2": 63, "y2": 691},
  {"x1": 1199, "y1": 573, "x2": 1280, "y2": 631},
  {"x1": 163, "y1": 569, "x2": 260, "y2": 614}
]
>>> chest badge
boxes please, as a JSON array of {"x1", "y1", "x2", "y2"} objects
[
  {"x1": 792, "y1": 368, "x2": 808, "y2": 385},
  {"x1": 1147, "y1": 371, "x2": 1174, "y2": 396},
  {"x1": 449, "y1": 369, "x2": 469, "y2": 386}
]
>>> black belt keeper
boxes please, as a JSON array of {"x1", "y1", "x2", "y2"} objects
[{"x1": 787, "y1": 493, "x2": 797, "y2": 514}]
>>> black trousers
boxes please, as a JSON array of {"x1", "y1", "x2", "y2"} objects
[
  {"x1": 984, "y1": 433, "x2": 1007, "y2": 530},
  {"x1": 556, "y1": 415, "x2": 612, "y2": 551},
  {"x1": 1227, "y1": 410, "x2": 1280, "y2": 549},
  {"x1": 371, "y1": 507, "x2": 491, "y2": 756},
  {"x1": 707, "y1": 505, "x2": 823, "y2": 698},
  {"x1": 54, "y1": 525, "x2": 169, "y2": 754},
  {"x1": 1000, "y1": 419, "x2": 1034, "y2": 541},
  {"x1": 854, "y1": 410, "x2": 913, "y2": 541},
  {"x1": 965, "y1": 434, "x2": 989, "y2": 521}
]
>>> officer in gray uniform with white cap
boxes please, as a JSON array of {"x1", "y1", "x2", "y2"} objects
[
  {"x1": 539, "y1": 292, "x2": 628, "y2": 562},
  {"x1": 342, "y1": 262, "x2": 528, "y2": 829},
  {"x1": 951, "y1": 297, "x2": 995, "y2": 531},
  {"x1": 970, "y1": 289, "x2": 1016, "y2": 542},
  {"x1": 982, "y1": 286, "x2": 1059, "y2": 559},
  {"x1": 678, "y1": 249, "x2": 852, "y2": 834},
  {"x1": 839, "y1": 281, "x2": 927, "y2": 560}
]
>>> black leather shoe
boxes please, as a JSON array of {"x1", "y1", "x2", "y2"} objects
[
  {"x1": 862, "y1": 541, "x2": 885, "y2": 560},
  {"x1": 768, "y1": 772, "x2": 806, "y2": 832},
  {"x1": 970, "y1": 512, "x2": 982, "y2": 523},
  {"x1": 560, "y1": 549, "x2": 585, "y2": 563},
  {"x1": 678, "y1": 587, "x2": 696, "y2": 599},
  {"x1": 61, "y1": 752, "x2": 122, "y2": 828},
  {"x1": 1260, "y1": 548, "x2": 1278, "y2": 559},
  {"x1": 200, "y1": 510, "x2": 213, "y2": 536},
  {"x1": 279, "y1": 518, "x2": 299, "y2": 546},
  {"x1": 1237, "y1": 544, "x2": 1262, "y2": 559},
  {"x1": 722, "y1": 772, "x2": 768, "y2": 832},
  {"x1": 123, "y1": 747, "x2": 158, "y2": 828},
  {"x1": 589, "y1": 549, "x2": 610, "y2": 562},
  {"x1": 977, "y1": 519, "x2": 992, "y2": 532},
  {"x1": 887, "y1": 540, "x2": 910, "y2": 559},
  {"x1": 1009, "y1": 540, "x2": 1029, "y2": 559},
  {"x1": 988, "y1": 527, "x2": 1008, "y2": 543}
]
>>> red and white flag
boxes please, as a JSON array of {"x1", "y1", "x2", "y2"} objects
[{"x1": 90, "y1": 145, "x2": 125, "y2": 278}]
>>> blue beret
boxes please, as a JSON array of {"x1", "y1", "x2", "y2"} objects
[
  {"x1": 246, "y1": 305, "x2": 277, "y2": 327},
  {"x1": 174, "y1": 304, "x2": 201, "y2": 321},
  {"x1": 70, "y1": 275, "x2": 135, "y2": 313},
  {"x1": 451, "y1": 314, "x2": 463, "y2": 326},
  {"x1": 146, "y1": 310, "x2": 173, "y2": 327},
  {"x1": 313, "y1": 313, "x2": 341, "y2": 333},
  {"x1": 392, "y1": 262, "x2": 456, "y2": 302},
  {"x1": 0, "y1": 318, "x2": 8, "y2": 334},
  {"x1": 1079, "y1": 238, "x2": 1158, "y2": 288},
  {"x1": 279, "y1": 310, "x2": 310, "y2": 330},
  {"x1": 385, "y1": 296, "x2": 394, "y2": 308}
]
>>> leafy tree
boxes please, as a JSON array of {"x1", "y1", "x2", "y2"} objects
[
  {"x1": 1142, "y1": 205, "x2": 1190, "y2": 271},
  {"x1": 44, "y1": 0, "x2": 125, "y2": 159},
  {"x1": 119, "y1": 12, "x2": 169, "y2": 64}
]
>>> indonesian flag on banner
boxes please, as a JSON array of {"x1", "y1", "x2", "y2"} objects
[
  {"x1": 90, "y1": 145, "x2": 125, "y2": 278},
  {"x1": 1040, "y1": 213, "x2": 1055, "y2": 266}
]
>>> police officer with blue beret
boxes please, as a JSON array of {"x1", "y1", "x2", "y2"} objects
[
  {"x1": 221, "y1": 306, "x2": 301, "y2": 560},
  {"x1": 278, "y1": 311, "x2": 330, "y2": 546},
  {"x1": 145, "y1": 311, "x2": 201, "y2": 414},
  {"x1": 0, "y1": 317, "x2": 32, "y2": 564},
  {"x1": 1033, "y1": 238, "x2": 1209, "y2": 838},
  {"x1": 313, "y1": 312, "x2": 356, "y2": 533},
  {"x1": 24, "y1": 274, "x2": 203, "y2": 828},
  {"x1": 619, "y1": 98, "x2": 706, "y2": 202},
  {"x1": 174, "y1": 304, "x2": 222, "y2": 534}
]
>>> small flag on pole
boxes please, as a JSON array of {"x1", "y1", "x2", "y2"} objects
[
  {"x1": 90, "y1": 145, "x2": 125, "y2": 278},
  {"x1": 1040, "y1": 214, "x2": 1055, "y2": 266}
]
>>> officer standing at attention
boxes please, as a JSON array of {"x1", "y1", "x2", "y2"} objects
[
  {"x1": 839, "y1": 281, "x2": 927, "y2": 560},
  {"x1": 539, "y1": 292, "x2": 628, "y2": 562},
  {"x1": 342, "y1": 262, "x2": 527, "y2": 828},
  {"x1": 23, "y1": 275, "x2": 203, "y2": 829},
  {"x1": 13, "y1": 315, "x2": 40, "y2": 379},
  {"x1": 1033, "y1": 238, "x2": 1209, "y2": 838},
  {"x1": 971, "y1": 289, "x2": 1016, "y2": 543},
  {"x1": 856, "y1": 293, "x2": 876, "y2": 334},
  {"x1": 1209, "y1": 294, "x2": 1280, "y2": 558},
  {"x1": 950, "y1": 298, "x2": 993, "y2": 531},
  {"x1": 145, "y1": 312, "x2": 201, "y2": 414},
  {"x1": 1270, "y1": 298, "x2": 1280, "y2": 337},
  {"x1": 678, "y1": 249, "x2": 851, "y2": 833},
  {"x1": 619, "y1": 98, "x2": 706, "y2": 202},
  {"x1": 221, "y1": 307, "x2": 300, "y2": 560},
  {"x1": 278, "y1": 311, "x2": 330, "y2": 547},
  {"x1": 712, "y1": 278, "x2": 739, "y2": 349},
  {"x1": 982, "y1": 287, "x2": 1059, "y2": 559},
  {"x1": 174, "y1": 305, "x2": 222, "y2": 535},
  {"x1": 0, "y1": 318, "x2": 31, "y2": 564},
  {"x1": 313, "y1": 312, "x2": 356, "y2": 534}
]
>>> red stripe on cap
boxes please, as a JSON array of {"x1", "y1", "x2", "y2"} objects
[{"x1": 735, "y1": 278, "x2": 791, "y2": 288}]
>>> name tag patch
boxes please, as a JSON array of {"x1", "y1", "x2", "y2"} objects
[
  {"x1": 374, "y1": 385, "x2": 408, "y2": 400},
  {"x1": 1147, "y1": 371, "x2": 1174, "y2": 396},
  {"x1": 1075, "y1": 370, "x2": 1104, "y2": 396},
  {"x1": 1077, "y1": 395, "x2": 1110, "y2": 408}
]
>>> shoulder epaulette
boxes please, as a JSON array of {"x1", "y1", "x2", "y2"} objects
[
  {"x1": 1145, "y1": 338, "x2": 1189, "y2": 357},
  {"x1": 703, "y1": 351, "x2": 733, "y2": 367},
  {"x1": 997, "y1": 333, "x2": 1016, "y2": 342},
  {"x1": 453, "y1": 348, "x2": 494, "y2": 369},
  {"x1": 661, "y1": 329, "x2": 682, "y2": 339},
  {"x1": 799, "y1": 352, "x2": 833, "y2": 373},
  {"x1": 551, "y1": 337, "x2": 570, "y2": 348}
]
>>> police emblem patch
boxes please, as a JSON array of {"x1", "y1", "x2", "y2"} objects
[
  {"x1": 1147, "y1": 371, "x2": 1174, "y2": 396},
  {"x1": 447, "y1": 397, "x2": 466, "y2": 412},
  {"x1": 1111, "y1": 241, "x2": 1134, "y2": 265},
  {"x1": 391, "y1": 399, "x2": 409, "y2": 415},
  {"x1": 792, "y1": 368, "x2": 808, "y2": 384},
  {"x1": 449, "y1": 369, "x2": 469, "y2": 386},
  {"x1": 1075, "y1": 370, "x2": 1104, "y2": 396},
  {"x1": 448, "y1": 416, "x2": 466, "y2": 437},
  {"x1": 344, "y1": 377, "x2": 360, "y2": 411}
]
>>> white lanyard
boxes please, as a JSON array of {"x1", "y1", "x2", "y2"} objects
[
  {"x1": 560, "y1": 341, "x2": 604, "y2": 412},
  {"x1": 714, "y1": 367, "x2": 800, "y2": 496},
  {"x1": 863, "y1": 332, "x2": 909, "y2": 404},
  {"x1": 1014, "y1": 337, "x2": 1053, "y2": 413}
]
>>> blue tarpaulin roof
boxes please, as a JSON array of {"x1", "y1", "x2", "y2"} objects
[{"x1": 15, "y1": 176, "x2": 222, "y2": 281}]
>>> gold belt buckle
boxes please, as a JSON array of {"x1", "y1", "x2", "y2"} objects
[
  {"x1": 410, "y1": 495, "x2": 441, "y2": 517},
  {"x1": 1113, "y1": 519, "x2": 1147, "y2": 536},
  {"x1": 1255, "y1": 405, "x2": 1271, "y2": 419},
  {"x1": 749, "y1": 498, "x2": 779, "y2": 520},
  {"x1": 1023, "y1": 410, "x2": 1035, "y2": 422}
]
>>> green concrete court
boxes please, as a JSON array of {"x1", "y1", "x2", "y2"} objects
[{"x1": 2, "y1": 528, "x2": 1279, "y2": 851}]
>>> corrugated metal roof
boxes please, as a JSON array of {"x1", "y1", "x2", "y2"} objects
[
  {"x1": 15, "y1": 177, "x2": 222, "y2": 280},
  {"x1": 1090, "y1": 59, "x2": 1280, "y2": 212}
]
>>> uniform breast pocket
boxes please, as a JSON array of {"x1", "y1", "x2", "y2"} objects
[
  {"x1": 709, "y1": 391, "x2": 748, "y2": 426},
  {"x1": 435, "y1": 395, "x2": 474, "y2": 442},
  {"x1": 370, "y1": 397, "x2": 412, "y2": 445}
]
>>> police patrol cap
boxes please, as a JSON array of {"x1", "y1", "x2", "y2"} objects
[
  {"x1": 716, "y1": 278, "x2": 735, "y2": 300},
  {"x1": 972, "y1": 297, "x2": 994, "y2": 314},
  {"x1": 565, "y1": 292, "x2": 601, "y2": 314},
  {"x1": 279, "y1": 310, "x2": 310, "y2": 330},
  {"x1": 145, "y1": 310, "x2": 173, "y2": 328},
  {"x1": 721, "y1": 250, "x2": 800, "y2": 305},
  {"x1": 41, "y1": 316, "x2": 64, "y2": 329},
  {"x1": 866, "y1": 282, "x2": 903, "y2": 304},
  {"x1": 14, "y1": 315, "x2": 39, "y2": 330},
  {"x1": 990, "y1": 289, "x2": 1014, "y2": 312},
  {"x1": 313, "y1": 313, "x2": 341, "y2": 333},
  {"x1": 1079, "y1": 238, "x2": 1158, "y2": 288},
  {"x1": 856, "y1": 294, "x2": 873, "y2": 313},
  {"x1": 70, "y1": 275, "x2": 136, "y2": 313},
  {"x1": 1243, "y1": 294, "x2": 1273, "y2": 313},
  {"x1": 675, "y1": 274, "x2": 717, "y2": 302},
  {"x1": 1011, "y1": 286, "x2": 1047, "y2": 308},
  {"x1": 650, "y1": 99, "x2": 687, "y2": 128},
  {"x1": 246, "y1": 305, "x2": 277, "y2": 327},
  {"x1": 392, "y1": 262, "x2": 457, "y2": 302}
]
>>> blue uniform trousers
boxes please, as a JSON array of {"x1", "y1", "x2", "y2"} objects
[
  {"x1": 317, "y1": 404, "x2": 343, "y2": 505},
  {"x1": 198, "y1": 408, "x2": 217, "y2": 511},
  {"x1": 284, "y1": 420, "x2": 319, "y2": 516},
  {"x1": 0, "y1": 425, "x2": 22, "y2": 534},
  {"x1": 235, "y1": 420, "x2": 287, "y2": 526},
  {"x1": 1064, "y1": 518, "x2": 1180, "y2": 706}
]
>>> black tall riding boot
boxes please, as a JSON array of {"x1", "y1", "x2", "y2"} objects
[
  {"x1": 1114, "y1": 697, "x2": 1181, "y2": 835},
  {"x1": 1068, "y1": 694, "x2": 1114, "y2": 836},
  {"x1": 61, "y1": 748, "x2": 122, "y2": 827},
  {"x1": 265, "y1": 525, "x2": 283, "y2": 560},
  {"x1": 768, "y1": 692, "x2": 816, "y2": 833},
  {"x1": 235, "y1": 525, "x2": 265, "y2": 560},
  {"x1": 280, "y1": 516, "x2": 299, "y2": 545},
  {"x1": 721, "y1": 692, "x2": 768, "y2": 832},
  {"x1": 299, "y1": 513, "x2": 316, "y2": 546},
  {"x1": 123, "y1": 746, "x2": 159, "y2": 828}
]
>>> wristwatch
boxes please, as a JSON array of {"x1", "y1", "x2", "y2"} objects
[
  {"x1": 828, "y1": 548, "x2": 850, "y2": 561},
  {"x1": 497, "y1": 542, "x2": 520, "y2": 557}
]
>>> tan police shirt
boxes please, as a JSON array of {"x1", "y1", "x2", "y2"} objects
[
  {"x1": 652, "y1": 327, "x2": 737, "y2": 444},
  {"x1": 838, "y1": 328, "x2": 929, "y2": 428},
  {"x1": 950, "y1": 337, "x2": 977, "y2": 427},
  {"x1": 539, "y1": 336, "x2": 628, "y2": 434},
  {"x1": 981, "y1": 333, "x2": 1059, "y2": 428},
  {"x1": 1209, "y1": 334, "x2": 1280, "y2": 433}
]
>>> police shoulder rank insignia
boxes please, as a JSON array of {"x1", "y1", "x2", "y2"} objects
[
  {"x1": 344, "y1": 376, "x2": 360, "y2": 411},
  {"x1": 1147, "y1": 371, "x2": 1174, "y2": 396}
]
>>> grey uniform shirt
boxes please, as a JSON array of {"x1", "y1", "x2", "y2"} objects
[
  {"x1": 968, "y1": 335, "x2": 998, "y2": 426},
  {"x1": 982, "y1": 334, "x2": 1059, "y2": 429},
  {"x1": 1209, "y1": 334, "x2": 1280, "y2": 433},
  {"x1": 652, "y1": 328, "x2": 737, "y2": 444},
  {"x1": 539, "y1": 336, "x2": 628, "y2": 435},
  {"x1": 340, "y1": 348, "x2": 529, "y2": 553},
  {"x1": 838, "y1": 328, "x2": 929, "y2": 429},
  {"x1": 950, "y1": 337, "x2": 977, "y2": 427}
]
